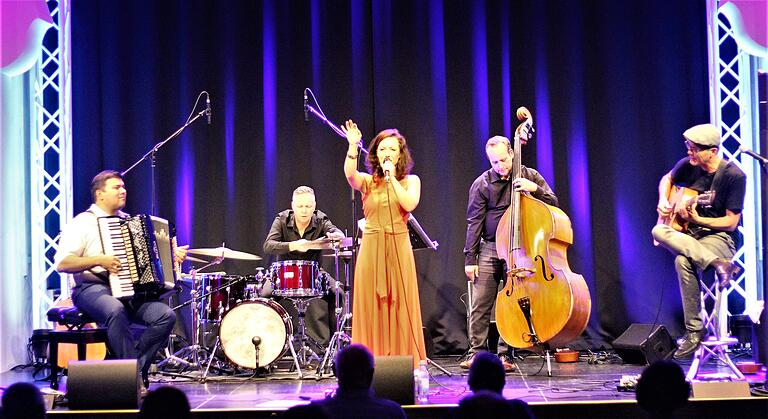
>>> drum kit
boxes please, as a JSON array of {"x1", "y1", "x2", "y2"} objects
[{"x1": 158, "y1": 239, "x2": 354, "y2": 381}]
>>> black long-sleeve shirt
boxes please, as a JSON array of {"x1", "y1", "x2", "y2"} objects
[
  {"x1": 263, "y1": 209, "x2": 342, "y2": 263},
  {"x1": 463, "y1": 166, "x2": 558, "y2": 266}
]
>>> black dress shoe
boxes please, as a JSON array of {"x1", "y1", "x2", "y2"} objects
[
  {"x1": 673, "y1": 330, "x2": 705, "y2": 359},
  {"x1": 709, "y1": 258, "x2": 742, "y2": 289}
]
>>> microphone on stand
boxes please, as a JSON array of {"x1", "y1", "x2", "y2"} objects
[
  {"x1": 252, "y1": 336, "x2": 261, "y2": 372},
  {"x1": 206, "y1": 93, "x2": 212, "y2": 125},
  {"x1": 304, "y1": 90, "x2": 309, "y2": 122},
  {"x1": 740, "y1": 146, "x2": 768, "y2": 165}
]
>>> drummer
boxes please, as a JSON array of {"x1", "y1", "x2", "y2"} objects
[{"x1": 263, "y1": 185, "x2": 345, "y2": 348}]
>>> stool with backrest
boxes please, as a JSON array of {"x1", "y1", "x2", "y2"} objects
[
  {"x1": 46, "y1": 302, "x2": 109, "y2": 389},
  {"x1": 686, "y1": 276, "x2": 744, "y2": 381}
]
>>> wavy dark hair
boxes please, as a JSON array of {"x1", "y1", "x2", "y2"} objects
[{"x1": 365, "y1": 128, "x2": 414, "y2": 181}]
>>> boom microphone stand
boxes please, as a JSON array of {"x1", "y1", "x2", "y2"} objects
[
  {"x1": 304, "y1": 88, "x2": 367, "y2": 360},
  {"x1": 121, "y1": 91, "x2": 211, "y2": 215}
]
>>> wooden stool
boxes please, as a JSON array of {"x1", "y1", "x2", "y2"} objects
[
  {"x1": 686, "y1": 278, "x2": 744, "y2": 381},
  {"x1": 46, "y1": 306, "x2": 109, "y2": 389}
]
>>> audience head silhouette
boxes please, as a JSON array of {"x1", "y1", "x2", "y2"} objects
[
  {"x1": 468, "y1": 351, "x2": 506, "y2": 394},
  {"x1": 283, "y1": 402, "x2": 330, "y2": 419},
  {"x1": 139, "y1": 386, "x2": 191, "y2": 419},
  {"x1": 1, "y1": 382, "x2": 46, "y2": 419},
  {"x1": 455, "y1": 390, "x2": 534, "y2": 419},
  {"x1": 636, "y1": 360, "x2": 690, "y2": 418},
  {"x1": 333, "y1": 344, "x2": 375, "y2": 391}
]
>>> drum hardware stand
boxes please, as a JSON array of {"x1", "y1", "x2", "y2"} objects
[
  {"x1": 158, "y1": 256, "x2": 239, "y2": 381},
  {"x1": 317, "y1": 245, "x2": 353, "y2": 377},
  {"x1": 289, "y1": 297, "x2": 323, "y2": 369}
]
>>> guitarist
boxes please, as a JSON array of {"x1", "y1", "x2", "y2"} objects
[{"x1": 652, "y1": 123, "x2": 745, "y2": 359}]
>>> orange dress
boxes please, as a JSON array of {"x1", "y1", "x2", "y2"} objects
[{"x1": 352, "y1": 175, "x2": 426, "y2": 368}]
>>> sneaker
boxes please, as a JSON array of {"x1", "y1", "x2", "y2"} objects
[
  {"x1": 459, "y1": 353, "x2": 476, "y2": 369},
  {"x1": 498, "y1": 355, "x2": 516, "y2": 373}
]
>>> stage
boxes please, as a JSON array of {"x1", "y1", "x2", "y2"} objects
[{"x1": 3, "y1": 352, "x2": 766, "y2": 418}]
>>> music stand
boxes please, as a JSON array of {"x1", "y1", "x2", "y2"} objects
[{"x1": 407, "y1": 215, "x2": 439, "y2": 251}]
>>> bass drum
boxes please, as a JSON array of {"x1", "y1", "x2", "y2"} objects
[{"x1": 219, "y1": 299, "x2": 293, "y2": 369}]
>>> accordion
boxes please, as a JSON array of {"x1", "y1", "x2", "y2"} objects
[{"x1": 97, "y1": 214, "x2": 178, "y2": 299}]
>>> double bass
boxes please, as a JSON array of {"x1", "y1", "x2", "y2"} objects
[{"x1": 494, "y1": 107, "x2": 591, "y2": 349}]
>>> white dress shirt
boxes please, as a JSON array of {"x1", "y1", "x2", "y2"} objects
[{"x1": 54, "y1": 204, "x2": 128, "y2": 288}]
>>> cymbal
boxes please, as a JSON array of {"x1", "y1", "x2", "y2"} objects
[
  {"x1": 322, "y1": 250, "x2": 354, "y2": 259},
  {"x1": 187, "y1": 247, "x2": 262, "y2": 261},
  {"x1": 306, "y1": 237, "x2": 354, "y2": 250}
]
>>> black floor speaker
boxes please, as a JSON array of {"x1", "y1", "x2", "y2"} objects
[
  {"x1": 67, "y1": 359, "x2": 140, "y2": 409},
  {"x1": 372, "y1": 355, "x2": 414, "y2": 405},
  {"x1": 612, "y1": 324, "x2": 677, "y2": 365}
]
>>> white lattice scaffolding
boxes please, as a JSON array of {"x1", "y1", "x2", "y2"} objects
[
  {"x1": 30, "y1": 0, "x2": 72, "y2": 329},
  {"x1": 707, "y1": 0, "x2": 766, "y2": 336}
]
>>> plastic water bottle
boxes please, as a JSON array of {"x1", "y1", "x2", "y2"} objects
[{"x1": 413, "y1": 360, "x2": 430, "y2": 404}]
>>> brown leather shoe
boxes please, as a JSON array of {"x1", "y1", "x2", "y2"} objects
[
  {"x1": 459, "y1": 353, "x2": 476, "y2": 369},
  {"x1": 498, "y1": 355, "x2": 516, "y2": 373},
  {"x1": 710, "y1": 258, "x2": 742, "y2": 289}
]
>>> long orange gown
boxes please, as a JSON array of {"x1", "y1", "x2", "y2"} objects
[{"x1": 351, "y1": 176, "x2": 426, "y2": 368}]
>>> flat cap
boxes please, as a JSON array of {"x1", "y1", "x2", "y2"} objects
[{"x1": 683, "y1": 123, "x2": 720, "y2": 148}]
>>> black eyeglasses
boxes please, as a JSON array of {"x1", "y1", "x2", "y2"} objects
[{"x1": 684, "y1": 140, "x2": 712, "y2": 153}]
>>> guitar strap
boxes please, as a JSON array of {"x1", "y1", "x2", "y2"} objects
[
  {"x1": 688, "y1": 160, "x2": 729, "y2": 240},
  {"x1": 709, "y1": 159, "x2": 728, "y2": 194}
]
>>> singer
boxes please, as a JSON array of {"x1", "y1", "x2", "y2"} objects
[{"x1": 341, "y1": 120, "x2": 426, "y2": 368}]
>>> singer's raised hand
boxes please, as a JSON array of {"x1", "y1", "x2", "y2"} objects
[
  {"x1": 342, "y1": 120, "x2": 362, "y2": 147},
  {"x1": 343, "y1": 119, "x2": 366, "y2": 191}
]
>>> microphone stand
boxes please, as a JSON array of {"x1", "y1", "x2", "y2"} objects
[
  {"x1": 121, "y1": 102, "x2": 209, "y2": 215},
  {"x1": 305, "y1": 93, "x2": 369, "y2": 346}
]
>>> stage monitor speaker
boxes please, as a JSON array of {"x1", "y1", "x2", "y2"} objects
[
  {"x1": 372, "y1": 355, "x2": 414, "y2": 405},
  {"x1": 67, "y1": 359, "x2": 140, "y2": 409},
  {"x1": 612, "y1": 324, "x2": 676, "y2": 365}
]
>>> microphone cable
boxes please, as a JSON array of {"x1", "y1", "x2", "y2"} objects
[{"x1": 381, "y1": 173, "x2": 427, "y2": 362}]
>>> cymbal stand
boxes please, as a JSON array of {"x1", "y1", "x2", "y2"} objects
[
  {"x1": 156, "y1": 256, "x2": 225, "y2": 381},
  {"x1": 290, "y1": 297, "x2": 323, "y2": 369},
  {"x1": 317, "y1": 246, "x2": 353, "y2": 377}
]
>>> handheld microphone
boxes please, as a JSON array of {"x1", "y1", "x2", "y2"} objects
[
  {"x1": 739, "y1": 146, "x2": 768, "y2": 164},
  {"x1": 206, "y1": 94, "x2": 212, "y2": 125},
  {"x1": 383, "y1": 157, "x2": 391, "y2": 182},
  {"x1": 303, "y1": 90, "x2": 309, "y2": 122}
]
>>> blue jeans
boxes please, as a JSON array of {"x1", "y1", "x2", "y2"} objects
[
  {"x1": 468, "y1": 241, "x2": 510, "y2": 355},
  {"x1": 72, "y1": 282, "x2": 176, "y2": 379}
]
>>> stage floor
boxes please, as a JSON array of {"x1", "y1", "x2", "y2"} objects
[{"x1": 2, "y1": 351, "x2": 766, "y2": 418}]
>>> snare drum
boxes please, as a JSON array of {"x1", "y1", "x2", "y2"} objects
[
  {"x1": 270, "y1": 260, "x2": 324, "y2": 297},
  {"x1": 199, "y1": 274, "x2": 246, "y2": 322},
  {"x1": 219, "y1": 299, "x2": 293, "y2": 369}
]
